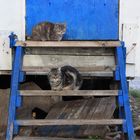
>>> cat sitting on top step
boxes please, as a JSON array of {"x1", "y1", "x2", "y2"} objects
[
  {"x1": 28, "y1": 21, "x2": 66, "y2": 41},
  {"x1": 48, "y1": 66, "x2": 83, "y2": 91}
]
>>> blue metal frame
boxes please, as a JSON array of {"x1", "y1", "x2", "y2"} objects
[
  {"x1": 6, "y1": 46, "x2": 24, "y2": 140},
  {"x1": 116, "y1": 42, "x2": 135, "y2": 140}
]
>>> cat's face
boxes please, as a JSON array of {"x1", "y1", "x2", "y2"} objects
[
  {"x1": 53, "y1": 23, "x2": 66, "y2": 35},
  {"x1": 48, "y1": 68, "x2": 62, "y2": 87}
]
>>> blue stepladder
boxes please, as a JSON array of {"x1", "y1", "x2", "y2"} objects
[{"x1": 6, "y1": 34, "x2": 135, "y2": 140}]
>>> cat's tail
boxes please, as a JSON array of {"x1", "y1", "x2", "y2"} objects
[
  {"x1": 75, "y1": 76, "x2": 83, "y2": 90},
  {"x1": 67, "y1": 70, "x2": 83, "y2": 90}
]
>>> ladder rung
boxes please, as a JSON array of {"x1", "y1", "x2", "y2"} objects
[
  {"x1": 19, "y1": 90, "x2": 119, "y2": 97},
  {"x1": 16, "y1": 119, "x2": 124, "y2": 126},
  {"x1": 14, "y1": 137, "x2": 95, "y2": 140},
  {"x1": 16, "y1": 41, "x2": 121, "y2": 47}
]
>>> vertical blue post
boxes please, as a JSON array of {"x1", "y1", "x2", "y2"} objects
[
  {"x1": 116, "y1": 42, "x2": 135, "y2": 140},
  {"x1": 6, "y1": 46, "x2": 24, "y2": 140}
]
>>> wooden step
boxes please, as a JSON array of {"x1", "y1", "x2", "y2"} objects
[
  {"x1": 19, "y1": 90, "x2": 119, "y2": 97},
  {"x1": 16, "y1": 41, "x2": 121, "y2": 47},
  {"x1": 22, "y1": 66, "x2": 115, "y2": 77},
  {"x1": 24, "y1": 71, "x2": 113, "y2": 77},
  {"x1": 16, "y1": 119, "x2": 123, "y2": 126},
  {"x1": 14, "y1": 137, "x2": 95, "y2": 140},
  {"x1": 25, "y1": 47, "x2": 115, "y2": 56}
]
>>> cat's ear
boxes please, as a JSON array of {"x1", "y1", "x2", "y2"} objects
[
  {"x1": 62, "y1": 23, "x2": 66, "y2": 27},
  {"x1": 56, "y1": 23, "x2": 66, "y2": 26},
  {"x1": 62, "y1": 22, "x2": 66, "y2": 25},
  {"x1": 48, "y1": 67, "x2": 52, "y2": 71}
]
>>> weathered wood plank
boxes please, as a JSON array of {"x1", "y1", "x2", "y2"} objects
[
  {"x1": 19, "y1": 90, "x2": 118, "y2": 97},
  {"x1": 25, "y1": 48, "x2": 114, "y2": 56},
  {"x1": 23, "y1": 55, "x2": 115, "y2": 68},
  {"x1": 24, "y1": 71, "x2": 114, "y2": 77},
  {"x1": 23, "y1": 66, "x2": 115, "y2": 73},
  {"x1": 16, "y1": 119, "x2": 123, "y2": 126},
  {"x1": 14, "y1": 137, "x2": 94, "y2": 140},
  {"x1": 0, "y1": 70, "x2": 113, "y2": 77},
  {"x1": 77, "y1": 98, "x2": 103, "y2": 137},
  {"x1": 46, "y1": 100, "x2": 90, "y2": 137},
  {"x1": 16, "y1": 41, "x2": 121, "y2": 47},
  {"x1": 0, "y1": 70, "x2": 11, "y2": 75},
  {"x1": 23, "y1": 66, "x2": 115, "y2": 77},
  {"x1": 35, "y1": 98, "x2": 117, "y2": 137},
  {"x1": 83, "y1": 97, "x2": 116, "y2": 136}
]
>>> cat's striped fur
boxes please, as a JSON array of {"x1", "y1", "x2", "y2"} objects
[
  {"x1": 48, "y1": 66, "x2": 83, "y2": 91},
  {"x1": 30, "y1": 21, "x2": 66, "y2": 41}
]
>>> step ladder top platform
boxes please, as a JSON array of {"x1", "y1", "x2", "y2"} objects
[{"x1": 15, "y1": 41, "x2": 121, "y2": 47}]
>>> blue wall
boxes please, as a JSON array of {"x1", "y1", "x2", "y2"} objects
[{"x1": 26, "y1": 0, "x2": 119, "y2": 40}]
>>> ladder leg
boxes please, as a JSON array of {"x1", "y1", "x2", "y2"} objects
[
  {"x1": 6, "y1": 47, "x2": 24, "y2": 140},
  {"x1": 116, "y1": 43, "x2": 135, "y2": 140}
]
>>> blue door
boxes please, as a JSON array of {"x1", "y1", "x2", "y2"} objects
[{"x1": 26, "y1": 0, "x2": 119, "y2": 40}]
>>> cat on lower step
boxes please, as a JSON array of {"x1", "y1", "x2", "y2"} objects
[
  {"x1": 27, "y1": 21, "x2": 66, "y2": 41},
  {"x1": 48, "y1": 65, "x2": 83, "y2": 91}
]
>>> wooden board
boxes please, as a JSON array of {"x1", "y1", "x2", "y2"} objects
[
  {"x1": 0, "y1": 70, "x2": 114, "y2": 78},
  {"x1": 23, "y1": 55, "x2": 115, "y2": 68},
  {"x1": 23, "y1": 46, "x2": 115, "y2": 77},
  {"x1": 0, "y1": 89, "x2": 10, "y2": 140},
  {"x1": 25, "y1": 48, "x2": 115, "y2": 56},
  {"x1": 34, "y1": 97, "x2": 117, "y2": 138},
  {"x1": 16, "y1": 119, "x2": 123, "y2": 126},
  {"x1": 19, "y1": 90, "x2": 118, "y2": 97},
  {"x1": 14, "y1": 137, "x2": 95, "y2": 140},
  {"x1": 0, "y1": 70, "x2": 11, "y2": 75},
  {"x1": 23, "y1": 66, "x2": 115, "y2": 72},
  {"x1": 16, "y1": 41, "x2": 121, "y2": 47}
]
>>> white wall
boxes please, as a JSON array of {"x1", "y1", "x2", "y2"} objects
[
  {"x1": 120, "y1": 0, "x2": 140, "y2": 77},
  {"x1": 0, "y1": 0, "x2": 25, "y2": 70},
  {"x1": 0, "y1": 0, "x2": 140, "y2": 77},
  {"x1": 0, "y1": 0, "x2": 25, "y2": 39}
]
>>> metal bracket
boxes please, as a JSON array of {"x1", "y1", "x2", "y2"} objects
[{"x1": 9, "y1": 32, "x2": 18, "y2": 48}]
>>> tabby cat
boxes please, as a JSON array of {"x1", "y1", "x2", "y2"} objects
[
  {"x1": 48, "y1": 66, "x2": 83, "y2": 91},
  {"x1": 30, "y1": 21, "x2": 66, "y2": 41}
]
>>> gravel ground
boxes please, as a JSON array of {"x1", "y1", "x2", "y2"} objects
[{"x1": 130, "y1": 90, "x2": 140, "y2": 138}]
